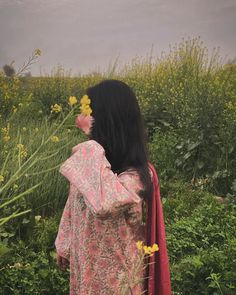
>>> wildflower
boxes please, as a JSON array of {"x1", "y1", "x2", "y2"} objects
[
  {"x1": 79, "y1": 94, "x2": 92, "y2": 116},
  {"x1": 80, "y1": 94, "x2": 91, "y2": 105},
  {"x1": 21, "y1": 150, "x2": 28, "y2": 158},
  {"x1": 16, "y1": 144, "x2": 28, "y2": 158},
  {"x1": 80, "y1": 104, "x2": 92, "y2": 116},
  {"x1": 136, "y1": 241, "x2": 159, "y2": 256},
  {"x1": 1, "y1": 127, "x2": 8, "y2": 133},
  {"x1": 22, "y1": 127, "x2": 27, "y2": 132},
  {"x1": 0, "y1": 175, "x2": 4, "y2": 182},
  {"x1": 143, "y1": 246, "x2": 153, "y2": 255},
  {"x1": 136, "y1": 240, "x2": 144, "y2": 250},
  {"x1": 151, "y1": 243, "x2": 159, "y2": 252},
  {"x1": 68, "y1": 96, "x2": 78, "y2": 106},
  {"x1": 17, "y1": 144, "x2": 24, "y2": 149},
  {"x1": 34, "y1": 48, "x2": 41, "y2": 56},
  {"x1": 50, "y1": 104, "x2": 62, "y2": 113},
  {"x1": 51, "y1": 135, "x2": 59, "y2": 143},
  {"x1": 3, "y1": 135, "x2": 10, "y2": 142}
]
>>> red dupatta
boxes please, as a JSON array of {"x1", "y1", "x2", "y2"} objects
[{"x1": 144, "y1": 162, "x2": 171, "y2": 295}]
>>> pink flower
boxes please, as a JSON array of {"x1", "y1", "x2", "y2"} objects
[{"x1": 75, "y1": 114, "x2": 94, "y2": 135}]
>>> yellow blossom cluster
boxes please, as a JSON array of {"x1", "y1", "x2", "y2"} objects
[
  {"x1": 0, "y1": 175, "x2": 4, "y2": 183},
  {"x1": 136, "y1": 241, "x2": 159, "y2": 255},
  {"x1": 1, "y1": 124, "x2": 10, "y2": 142},
  {"x1": 68, "y1": 96, "x2": 78, "y2": 106},
  {"x1": 80, "y1": 94, "x2": 92, "y2": 116},
  {"x1": 51, "y1": 135, "x2": 60, "y2": 143},
  {"x1": 16, "y1": 144, "x2": 28, "y2": 158},
  {"x1": 50, "y1": 104, "x2": 62, "y2": 113}
]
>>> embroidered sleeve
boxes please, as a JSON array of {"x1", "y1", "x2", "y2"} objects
[
  {"x1": 58, "y1": 140, "x2": 142, "y2": 219},
  {"x1": 55, "y1": 184, "x2": 74, "y2": 259}
]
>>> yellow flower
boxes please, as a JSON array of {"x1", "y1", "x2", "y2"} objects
[
  {"x1": 21, "y1": 150, "x2": 28, "y2": 158},
  {"x1": 50, "y1": 104, "x2": 62, "y2": 113},
  {"x1": 151, "y1": 243, "x2": 159, "y2": 252},
  {"x1": 17, "y1": 144, "x2": 24, "y2": 149},
  {"x1": 143, "y1": 246, "x2": 153, "y2": 255},
  {"x1": 51, "y1": 135, "x2": 59, "y2": 143},
  {"x1": 68, "y1": 96, "x2": 78, "y2": 106},
  {"x1": 0, "y1": 175, "x2": 4, "y2": 182},
  {"x1": 79, "y1": 94, "x2": 92, "y2": 116},
  {"x1": 80, "y1": 95, "x2": 91, "y2": 105},
  {"x1": 3, "y1": 135, "x2": 10, "y2": 142},
  {"x1": 16, "y1": 144, "x2": 28, "y2": 158},
  {"x1": 34, "y1": 48, "x2": 41, "y2": 56},
  {"x1": 1, "y1": 127, "x2": 8, "y2": 133},
  {"x1": 136, "y1": 240, "x2": 144, "y2": 250},
  {"x1": 80, "y1": 104, "x2": 92, "y2": 116}
]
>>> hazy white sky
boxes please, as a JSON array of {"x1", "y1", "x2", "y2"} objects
[{"x1": 0, "y1": 0, "x2": 235, "y2": 76}]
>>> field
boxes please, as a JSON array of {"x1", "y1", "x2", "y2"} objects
[{"x1": 0, "y1": 37, "x2": 236, "y2": 294}]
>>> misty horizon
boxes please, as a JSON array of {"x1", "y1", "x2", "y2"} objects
[{"x1": 0, "y1": 0, "x2": 235, "y2": 76}]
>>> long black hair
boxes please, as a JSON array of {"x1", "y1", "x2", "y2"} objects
[{"x1": 86, "y1": 79, "x2": 152, "y2": 201}]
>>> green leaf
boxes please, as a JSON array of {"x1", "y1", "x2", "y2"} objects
[{"x1": 0, "y1": 242, "x2": 11, "y2": 257}]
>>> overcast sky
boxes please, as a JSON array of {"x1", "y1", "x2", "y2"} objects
[{"x1": 0, "y1": 0, "x2": 235, "y2": 76}]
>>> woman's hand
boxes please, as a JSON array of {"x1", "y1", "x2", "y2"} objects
[{"x1": 56, "y1": 253, "x2": 69, "y2": 271}]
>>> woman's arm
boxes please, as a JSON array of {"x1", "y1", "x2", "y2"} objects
[{"x1": 59, "y1": 140, "x2": 143, "y2": 219}]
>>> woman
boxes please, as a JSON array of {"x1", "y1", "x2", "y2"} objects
[{"x1": 55, "y1": 79, "x2": 171, "y2": 294}]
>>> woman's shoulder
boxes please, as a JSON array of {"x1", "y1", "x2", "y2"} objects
[{"x1": 71, "y1": 140, "x2": 104, "y2": 155}]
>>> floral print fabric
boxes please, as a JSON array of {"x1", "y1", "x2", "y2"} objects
[{"x1": 55, "y1": 140, "x2": 147, "y2": 294}]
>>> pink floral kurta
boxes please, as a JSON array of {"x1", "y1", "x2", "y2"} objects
[{"x1": 55, "y1": 140, "x2": 146, "y2": 295}]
